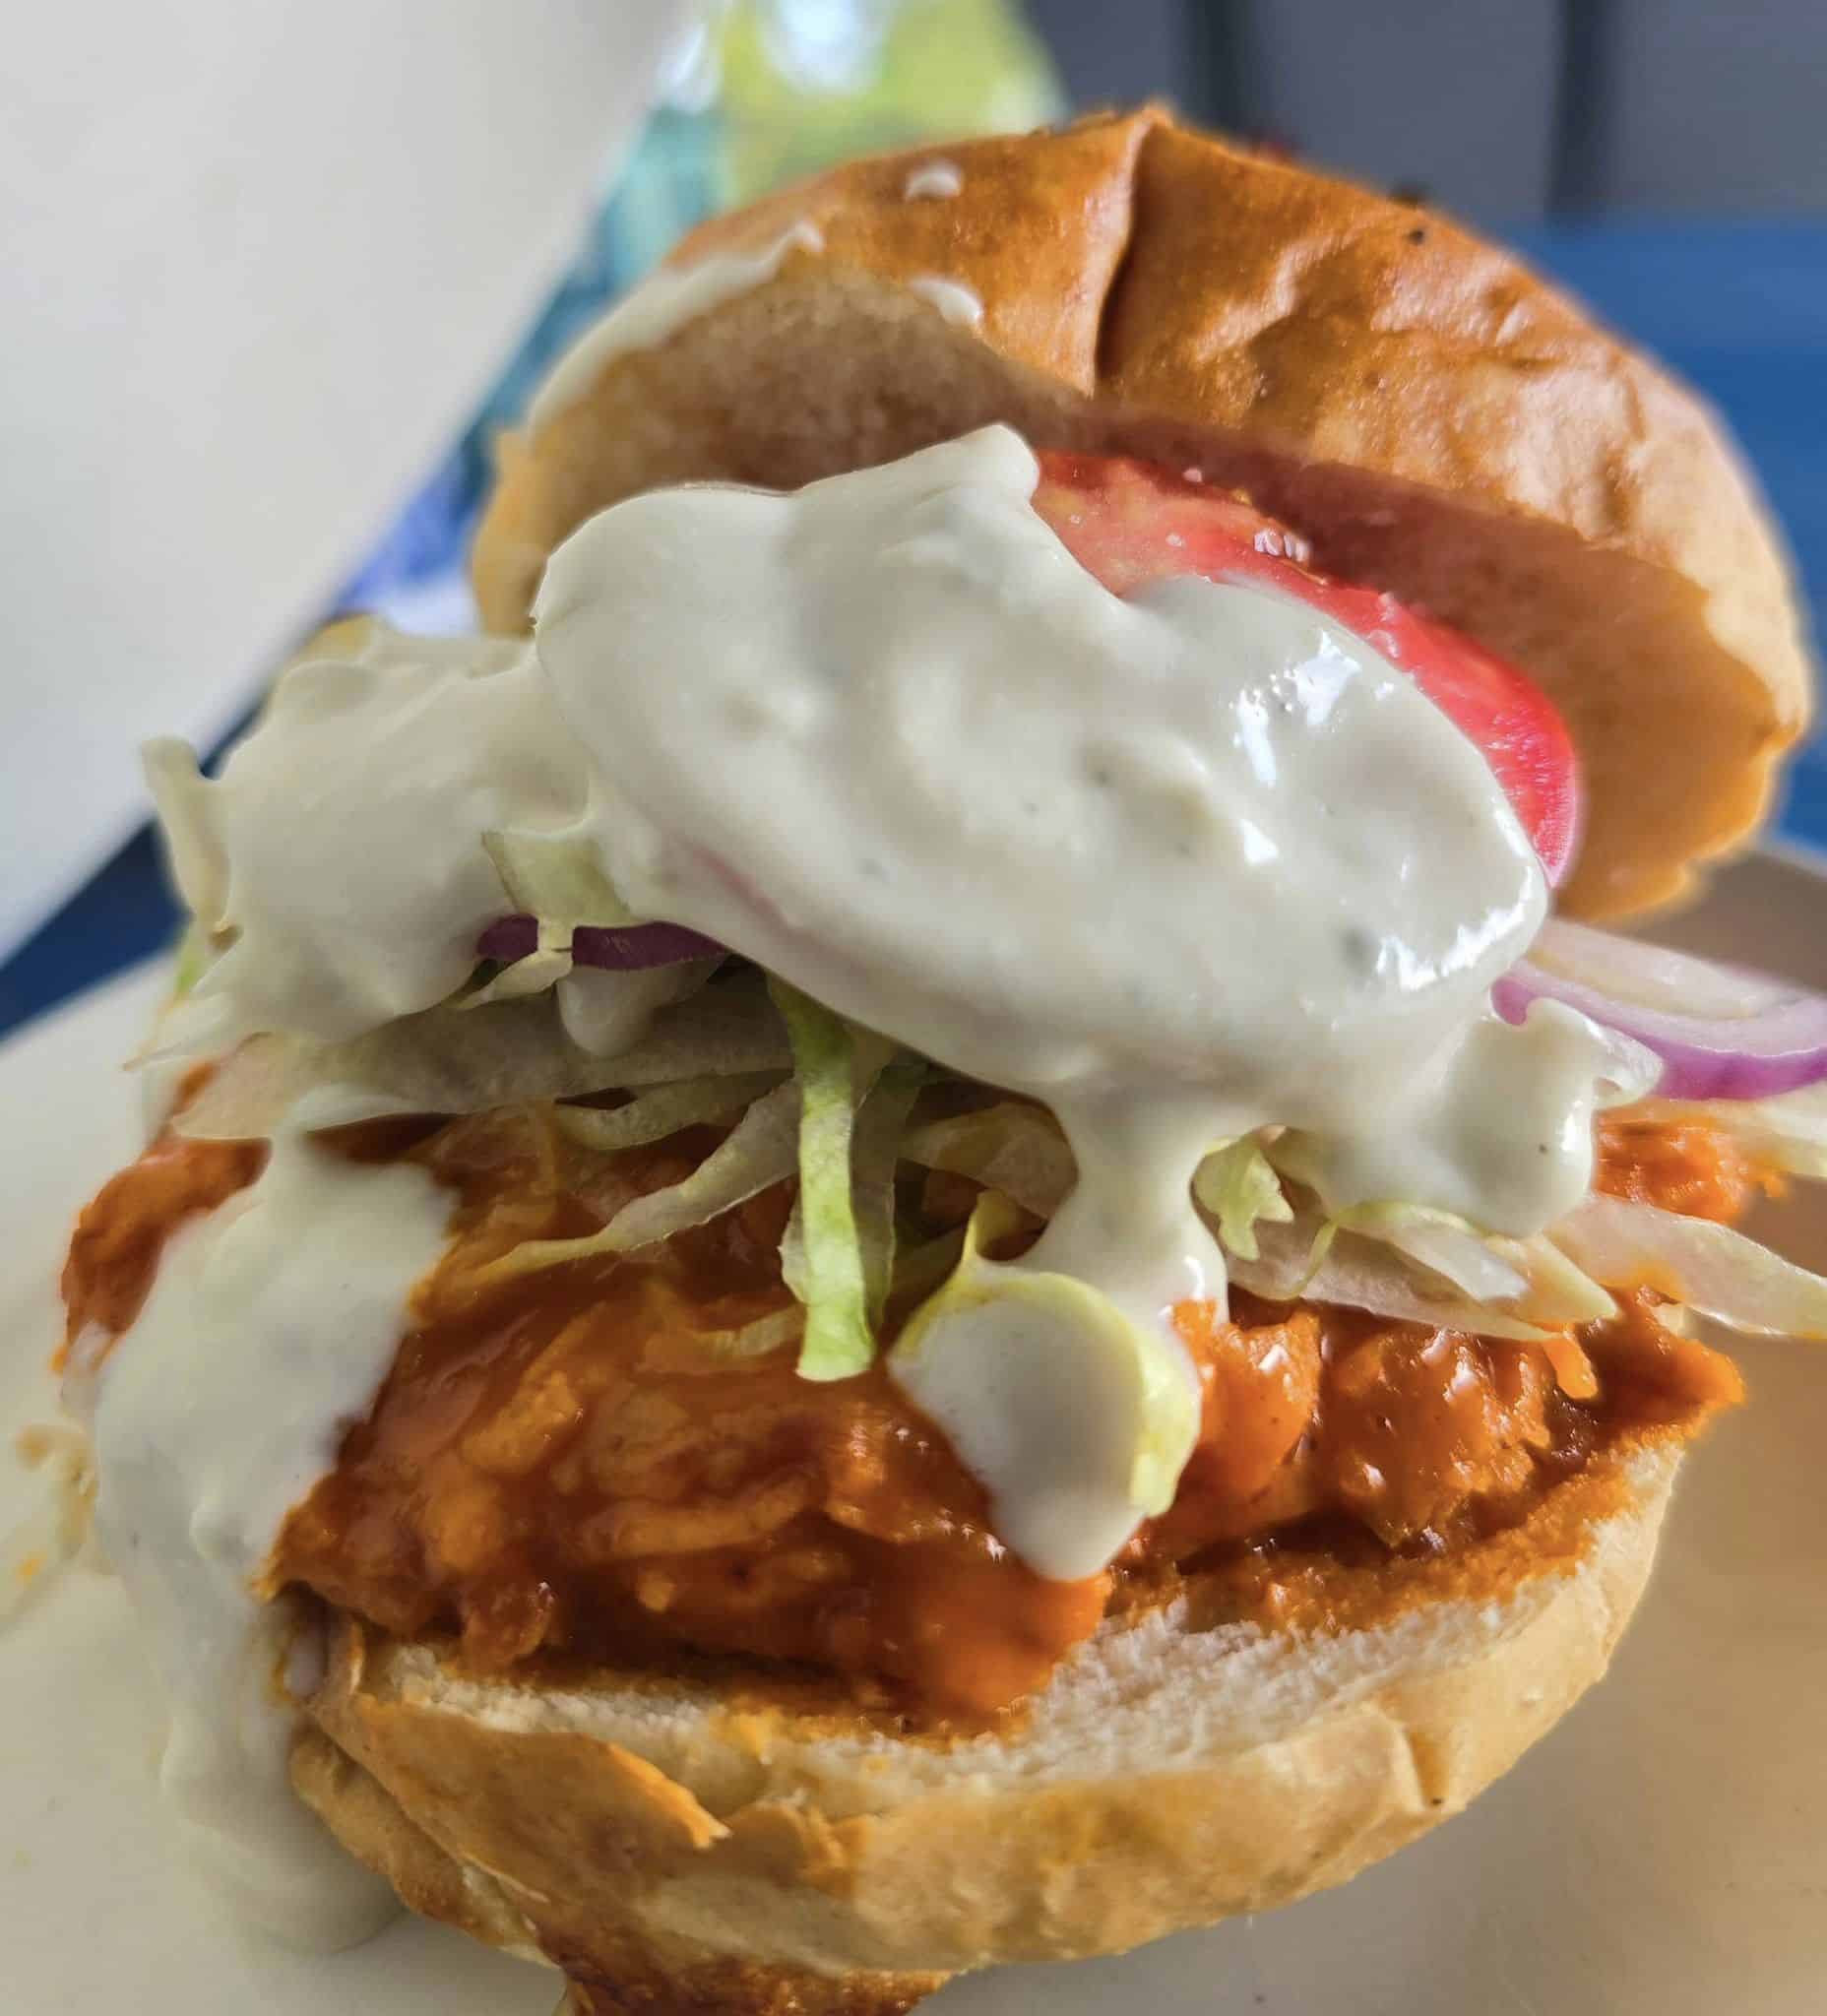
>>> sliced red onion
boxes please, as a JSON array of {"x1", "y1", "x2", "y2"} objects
[
  {"x1": 478, "y1": 914, "x2": 724, "y2": 971},
  {"x1": 1493, "y1": 917, "x2": 1827, "y2": 1101}
]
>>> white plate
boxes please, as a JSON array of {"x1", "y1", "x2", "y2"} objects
[{"x1": 4, "y1": 856, "x2": 1824, "y2": 2016}]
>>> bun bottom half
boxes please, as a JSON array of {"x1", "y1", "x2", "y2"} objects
[{"x1": 291, "y1": 1443, "x2": 1680, "y2": 2013}]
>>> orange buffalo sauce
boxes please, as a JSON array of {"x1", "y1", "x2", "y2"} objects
[
  {"x1": 61, "y1": 1105, "x2": 1747, "y2": 1720},
  {"x1": 60, "y1": 1130, "x2": 264, "y2": 1352}
]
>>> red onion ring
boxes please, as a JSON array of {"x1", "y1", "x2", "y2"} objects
[
  {"x1": 478, "y1": 914, "x2": 724, "y2": 971},
  {"x1": 1493, "y1": 918, "x2": 1827, "y2": 1101}
]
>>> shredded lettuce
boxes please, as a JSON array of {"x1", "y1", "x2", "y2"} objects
[
  {"x1": 1229, "y1": 1212, "x2": 1557, "y2": 1342},
  {"x1": 471, "y1": 830, "x2": 683, "y2": 1005},
  {"x1": 175, "y1": 973, "x2": 790, "y2": 1140},
  {"x1": 1192, "y1": 1138, "x2": 1293, "y2": 1261},
  {"x1": 781, "y1": 1056, "x2": 927, "y2": 1324},
  {"x1": 481, "y1": 1077, "x2": 803, "y2": 1280},
  {"x1": 888, "y1": 1222, "x2": 972, "y2": 1306},
  {"x1": 459, "y1": 916, "x2": 575, "y2": 1007},
  {"x1": 770, "y1": 980, "x2": 892, "y2": 1382},
  {"x1": 692, "y1": 1306, "x2": 804, "y2": 1361},
  {"x1": 135, "y1": 983, "x2": 253, "y2": 1074},
  {"x1": 1549, "y1": 1193, "x2": 1827, "y2": 1339},
  {"x1": 553, "y1": 964, "x2": 717, "y2": 1059},
  {"x1": 414, "y1": 979, "x2": 917, "y2": 1389},
  {"x1": 1334, "y1": 1202, "x2": 1528, "y2": 1304},
  {"x1": 554, "y1": 1071, "x2": 788, "y2": 1153},
  {"x1": 481, "y1": 827, "x2": 640, "y2": 928},
  {"x1": 898, "y1": 1102, "x2": 1075, "y2": 1219},
  {"x1": 851, "y1": 1060, "x2": 927, "y2": 1317},
  {"x1": 899, "y1": 1114, "x2": 1579, "y2": 1342},
  {"x1": 1485, "y1": 1233, "x2": 1618, "y2": 1329},
  {"x1": 1227, "y1": 1201, "x2": 1617, "y2": 1344},
  {"x1": 601, "y1": 971, "x2": 790, "y2": 1083},
  {"x1": 169, "y1": 921, "x2": 215, "y2": 1001}
]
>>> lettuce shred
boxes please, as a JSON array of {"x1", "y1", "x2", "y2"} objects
[
  {"x1": 1550, "y1": 1193, "x2": 1827, "y2": 1339},
  {"x1": 1192, "y1": 1139, "x2": 1292, "y2": 1261},
  {"x1": 554, "y1": 1071, "x2": 788, "y2": 1154},
  {"x1": 1333, "y1": 1202, "x2": 1527, "y2": 1304},
  {"x1": 1228, "y1": 1211, "x2": 1558, "y2": 1343},
  {"x1": 769, "y1": 979, "x2": 895, "y2": 1382},
  {"x1": 783, "y1": 1056, "x2": 927, "y2": 1327},
  {"x1": 692, "y1": 1306, "x2": 804, "y2": 1361},
  {"x1": 172, "y1": 916, "x2": 1827, "y2": 1384},
  {"x1": 479, "y1": 1077, "x2": 803, "y2": 1280},
  {"x1": 459, "y1": 918, "x2": 574, "y2": 1007},
  {"x1": 175, "y1": 973, "x2": 791, "y2": 1140},
  {"x1": 481, "y1": 827, "x2": 640, "y2": 929},
  {"x1": 170, "y1": 922, "x2": 214, "y2": 1002},
  {"x1": 898, "y1": 1102, "x2": 1074, "y2": 1219}
]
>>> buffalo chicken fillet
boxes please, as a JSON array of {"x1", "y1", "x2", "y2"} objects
[{"x1": 48, "y1": 109, "x2": 1826, "y2": 2016}]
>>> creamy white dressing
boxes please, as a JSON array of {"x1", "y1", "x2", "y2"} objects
[
  {"x1": 153, "y1": 625, "x2": 588, "y2": 1051},
  {"x1": 553, "y1": 961, "x2": 716, "y2": 1056},
  {"x1": 86, "y1": 1102, "x2": 452, "y2": 1944},
  {"x1": 1275, "y1": 998, "x2": 1641, "y2": 1234},
  {"x1": 891, "y1": 1232, "x2": 1201, "y2": 1580},
  {"x1": 527, "y1": 426, "x2": 1619, "y2": 1570},
  {"x1": 133, "y1": 423, "x2": 1634, "y2": 1586},
  {"x1": 527, "y1": 220, "x2": 825, "y2": 439},
  {"x1": 907, "y1": 275, "x2": 984, "y2": 328},
  {"x1": 535, "y1": 428, "x2": 1579, "y2": 1204},
  {"x1": 903, "y1": 158, "x2": 964, "y2": 199}
]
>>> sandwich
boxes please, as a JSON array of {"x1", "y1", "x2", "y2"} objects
[{"x1": 51, "y1": 108, "x2": 1827, "y2": 2014}]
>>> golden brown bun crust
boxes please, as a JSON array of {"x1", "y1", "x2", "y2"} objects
[
  {"x1": 290, "y1": 1718, "x2": 938, "y2": 2015},
  {"x1": 472, "y1": 108, "x2": 1811, "y2": 919},
  {"x1": 295, "y1": 1448, "x2": 1678, "y2": 2010}
]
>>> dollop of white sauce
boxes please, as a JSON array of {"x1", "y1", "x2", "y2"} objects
[
  {"x1": 528, "y1": 220, "x2": 825, "y2": 439},
  {"x1": 907, "y1": 274, "x2": 985, "y2": 329},
  {"x1": 1274, "y1": 996, "x2": 1636, "y2": 1234},
  {"x1": 554, "y1": 960, "x2": 714, "y2": 1057},
  {"x1": 536, "y1": 425, "x2": 1565, "y2": 1175},
  {"x1": 903, "y1": 159, "x2": 964, "y2": 200},
  {"x1": 892, "y1": 1249, "x2": 1199, "y2": 1580},
  {"x1": 528, "y1": 425, "x2": 1616, "y2": 1570},
  {"x1": 152, "y1": 625, "x2": 588, "y2": 1050},
  {"x1": 135, "y1": 424, "x2": 1632, "y2": 1586},
  {"x1": 87, "y1": 1103, "x2": 453, "y2": 1945}
]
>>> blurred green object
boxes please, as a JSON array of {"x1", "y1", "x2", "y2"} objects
[{"x1": 710, "y1": 0, "x2": 1064, "y2": 200}]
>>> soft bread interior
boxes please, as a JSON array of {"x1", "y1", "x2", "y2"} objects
[
  {"x1": 472, "y1": 114, "x2": 1812, "y2": 921},
  {"x1": 296, "y1": 1447, "x2": 1678, "y2": 1999}
]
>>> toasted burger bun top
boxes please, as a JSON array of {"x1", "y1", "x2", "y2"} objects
[{"x1": 472, "y1": 106, "x2": 1811, "y2": 920}]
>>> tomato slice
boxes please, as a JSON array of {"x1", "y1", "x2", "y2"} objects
[{"x1": 1032, "y1": 451, "x2": 1582, "y2": 885}]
